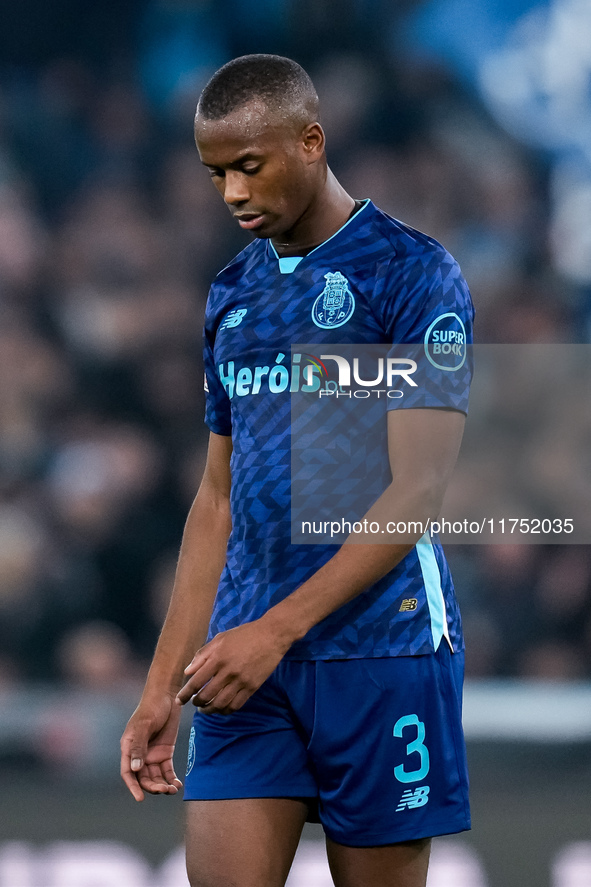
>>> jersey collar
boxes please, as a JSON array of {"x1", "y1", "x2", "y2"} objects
[{"x1": 268, "y1": 198, "x2": 372, "y2": 274}]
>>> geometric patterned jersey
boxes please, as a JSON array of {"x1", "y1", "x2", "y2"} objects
[{"x1": 203, "y1": 199, "x2": 474, "y2": 659}]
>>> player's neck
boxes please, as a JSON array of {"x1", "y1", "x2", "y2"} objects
[{"x1": 270, "y1": 170, "x2": 356, "y2": 258}]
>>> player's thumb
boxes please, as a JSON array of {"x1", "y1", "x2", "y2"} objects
[{"x1": 130, "y1": 743, "x2": 146, "y2": 771}]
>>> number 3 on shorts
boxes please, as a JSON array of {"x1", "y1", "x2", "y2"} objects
[{"x1": 393, "y1": 714, "x2": 430, "y2": 783}]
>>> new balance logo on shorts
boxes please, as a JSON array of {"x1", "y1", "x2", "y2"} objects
[{"x1": 396, "y1": 786, "x2": 430, "y2": 811}]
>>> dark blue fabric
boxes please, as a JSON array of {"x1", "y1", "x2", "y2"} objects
[
  {"x1": 203, "y1": 200, "x2": 474, "y2": 658},
  {"x1": 184, "y1": 644, "x2": 471, "y2": 845}
]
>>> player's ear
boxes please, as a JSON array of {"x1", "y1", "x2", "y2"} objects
[{"x1": 301, "y1": 122, "x2": 325, "y2": 163}]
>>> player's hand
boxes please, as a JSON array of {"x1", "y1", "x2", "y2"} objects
[
  {"x1": 176, "y1": 621, "x2": 288, "y2": 714},
  {"x1": 120, "y1": 692, "x2": 183, "y2": 802}
]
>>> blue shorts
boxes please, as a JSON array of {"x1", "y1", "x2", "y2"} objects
[{"x1": 184, "y1": 642, "x2": 470, "y2": 846}]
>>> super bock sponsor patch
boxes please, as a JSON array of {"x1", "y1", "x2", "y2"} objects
[{"x1": 424, "y1": 312, "x2": 466, "y2": 371}]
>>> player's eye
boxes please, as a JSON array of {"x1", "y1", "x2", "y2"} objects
[
  {"x1": 208, "y1": 168, "x2": 224, "y2": 178},
  {"x1": 241, "y1": 164, "x2": 260, "y2": 176}
]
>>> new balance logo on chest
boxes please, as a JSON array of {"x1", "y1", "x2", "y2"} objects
[{"x1": 220, "y1": 308, "x2": 248, "y2": 330}]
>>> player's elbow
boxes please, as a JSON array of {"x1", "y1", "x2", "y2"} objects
[
  {"x1": 393, "y1": 473, "x2": 448, "y2": 522},
  {"x1": 189, "y1": 481, "x2": 232, "y2": 536},
  {"x1": 415, "y1": 482, "x2": 446, "y2": 520}
]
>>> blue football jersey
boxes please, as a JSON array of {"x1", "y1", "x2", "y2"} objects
[{"x1": 203, "y1": 199, "x2": 474, "y2": 659}]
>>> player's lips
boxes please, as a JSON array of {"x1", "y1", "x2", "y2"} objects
[{"x1": 234, "y1": 212, "x2": 266, "y2": 230}]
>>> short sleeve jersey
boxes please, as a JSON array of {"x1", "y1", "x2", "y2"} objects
[{"x1": 203, "y1": 200, "x2": 474, "y2": 659}]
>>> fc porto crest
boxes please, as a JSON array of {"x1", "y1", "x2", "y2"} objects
[{"x1": 312, "y1": 272, "x2": 355, "y2": 329}]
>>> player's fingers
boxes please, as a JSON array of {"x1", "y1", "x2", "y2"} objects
[
  {"x1": 212, "y1": 686, "x2": 252, "y2": 716},
  {"x1": 177, "y1": 667, "x2": 220, "y2": 705},
  {"x1": 191, "y1": 674, "x2": 232, "y2": 708},
  {"x1": 120, "y1": 726, "x2": 148, "y2": 772},
  {"x1": 126, "y1": 737, "x2": 148, "y2": 773},
  {"x1": 183, "y1": 645, "x2": 210, "y2": 675},
  {"x1": 161, "y1": 759, "x2": 182, "y2": 789},
  {"x1": 224, "y1": 688, "x2": 253, "y2": 714},
  {"x1": 147, "y1": 762, "x2": 164, "y2": 780},
  {"x1": 230, "y1": 687, "x2": 254, "y2": 710},
  {"x1": 120, "y1": 755, "x2": 145, "y2": 802},
  {"x1": 138, "y1": 776, "x2": 174, "y2": 794},
  {"x1": 146, "y1": 762, "x2": 177, "y2": 793},
  {"x1": 138, "y1": 765, "x2": 175, "y2": 795},
  {"x1": 176, "y1": 660, "x2": 217, "y2": 704},
  {"x1": 198, "y1": 683, "x2": 236, "y2": 713},
  {"x1": 150, "y1": 762, "x2": 180, "y2": 792}
]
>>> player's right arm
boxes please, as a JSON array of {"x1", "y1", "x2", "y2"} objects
[{"x1": 120, "y1": 431, "x2": 232, "y2": 801}]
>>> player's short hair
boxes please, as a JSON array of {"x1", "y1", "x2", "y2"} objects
[{"x1": 197, "y1": 54, "x2": 319, "y2": 125}]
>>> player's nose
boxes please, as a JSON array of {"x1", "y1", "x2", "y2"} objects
[{"x1": 223, "y1": 171, "x2": 250, "y2": 206}]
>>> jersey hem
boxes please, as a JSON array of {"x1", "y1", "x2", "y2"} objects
[{"x1": 282, "y1": 642, "x2": 464, "y2": 661}]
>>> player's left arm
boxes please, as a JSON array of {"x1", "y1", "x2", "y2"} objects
[{"x1": 177, "y1": 407, "x2": 464, "y2": 714}]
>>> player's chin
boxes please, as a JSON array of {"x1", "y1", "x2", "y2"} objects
[
  {"x1": 249, "y1": 214, "x2": 287, "y2": 239},
  {"x1": 253, "y1": 216, "x2": 282, "y2": 238}
]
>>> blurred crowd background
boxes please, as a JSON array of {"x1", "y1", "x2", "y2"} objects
[{"x1": 1, "y1": 0, "x2": 591, "y2": 753}]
